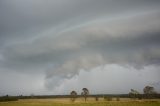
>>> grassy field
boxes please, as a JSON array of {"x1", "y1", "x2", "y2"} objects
[{"x1": 0, "y1": 98, "x2": 160, "y2": 106}]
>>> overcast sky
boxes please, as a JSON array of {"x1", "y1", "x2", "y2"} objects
[{"x1": 0, "y1": 0, "x2": 160, "y2": 96}]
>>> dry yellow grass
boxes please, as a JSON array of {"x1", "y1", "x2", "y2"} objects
[{"x1": 0, "y1": 98, "x2": 160, "y2": 106}]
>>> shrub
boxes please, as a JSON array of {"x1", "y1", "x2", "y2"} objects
[
  {"x1": 116, "y1": 97, "x2": 120, "y2": 101},
  {"x1": 104, "y1": 96, "x2": 112, "y2": 101},
  {"x1": 95, "y1": 97, "x2": 99, "y2": 101}
]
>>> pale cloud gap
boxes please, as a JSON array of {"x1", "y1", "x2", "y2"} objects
[
  {"x1": 49, "y1": 64, "x2": 160, "y2": 95},
  {"x1": 1, "y1": 64, "x2": 159, "y2": 95},
  {"x1": 0, "y1": 0, "x2": 160, "y2": 95}
]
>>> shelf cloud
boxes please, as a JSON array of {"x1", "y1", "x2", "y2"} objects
[{"x1": 0, "y1": 0, "x2": 160, "y2": 95}]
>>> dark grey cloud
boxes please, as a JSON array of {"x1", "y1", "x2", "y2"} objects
[
  {"x1": 0, "y1": 0, "x2": 160, "y2": 44},
  {"x1": 2, "y1": 12, "x2": 160, "y2": 71},
  {"x1": 0, "y1": 0, "x2": 160, "y2": 95}
]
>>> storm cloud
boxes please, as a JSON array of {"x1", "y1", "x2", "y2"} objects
[{"x1": 0, "y1": 0, "x2": 160, "y2": 95}]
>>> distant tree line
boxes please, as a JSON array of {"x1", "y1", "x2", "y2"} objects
[
  {"x1": 70, "y1": 86, "x2": 159, "y2": 102},
  {"x1": 0, "y1": 85, "x2": 159, "y2": 102},
  {"x1": 69, "y1": 86, "x2": 159, "y2": 102},
  {"x1": 0, "y1": 95, "x2": 18, "y2": 102}
]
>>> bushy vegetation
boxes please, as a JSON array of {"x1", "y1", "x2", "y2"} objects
[
  {"x1": 95, "y1": 96, "x2": 99, "y2": 101},
  {"x1": 104, "y1": 96, "x2": 112, "y2": 101},
  {"x1": 116, "y1": 97, "x2": 120, "y2": 101},
  {"x1": 0, "y1": 96, "x2": 18, "y2": 102}
]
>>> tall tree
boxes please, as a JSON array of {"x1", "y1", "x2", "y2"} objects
[
  {"x1": 81, "y1": 88, "x2": 89, "y2": 102},
  {"x1": 129, "y1": 89, "x2": 139, "y2": 99},
  {"x1": 143, "y1": 86, "x2": 157, "y2": 98},
  {"x1": 70, "y1": 91, "x2": 77, "y2": 102},
  {"x1": 143, "y1": 86, "x2": 157, "y2": 94}
]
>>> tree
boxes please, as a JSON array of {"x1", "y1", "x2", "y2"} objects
[
  {"x1": 143, "y1": 86, "x2": 157, "y2": 94},
  {"x1": 143, "y1": 86, "x2": 157, "y2": 98},
  {"x1": 70, "y1": 91, "x2": 77, "y2": 102},
  {"x1": 129, "y1": 89, "x2": 139, "y2": 99},
  {"x1": 81, "y1": 88, "x2": 89, "y2": 102}
]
